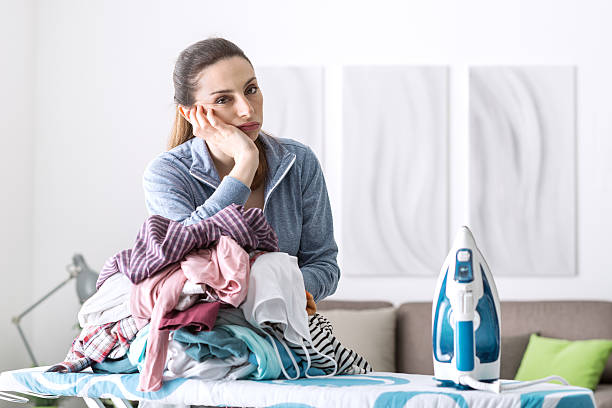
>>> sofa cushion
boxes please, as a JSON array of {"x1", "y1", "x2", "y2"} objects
[
  {"x1": 515, "y1": 334, "x2": 612, "y2": 390},
  {"x1": 595, "y1": 384, "x2": 612, "y2": 408},
  {"x1": 320, "y1": 307, "x2": 396, "y2": 372},
  {"x1": 502, "y1": 301, "x2": 612, "y2": 383},
  {"x1": 500, "y1": 333, "x2": 532, "y2": 380},
  {"x1": 396, "y1": 302, "x2": 433, "y2": 375}
]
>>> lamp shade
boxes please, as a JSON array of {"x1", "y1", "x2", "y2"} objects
[{"x1": 71, "y1": 254, "x2": 99, "y2": 303}]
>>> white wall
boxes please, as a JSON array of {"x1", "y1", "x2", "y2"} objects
[
  {"x1": 28, "y1": 0, "x2": 171, "y2": 364},
  {"x1": 2, "y1": 0, "x2": 611, "y2": 367},
  {"x1": 0, "y1": 0, "x2": 35, "y2": 371}
]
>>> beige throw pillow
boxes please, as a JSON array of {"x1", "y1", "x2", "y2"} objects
[{"x1": 320, "y1": 307, "x2": 396, "y2": 373}]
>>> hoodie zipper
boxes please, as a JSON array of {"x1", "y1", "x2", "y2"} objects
[
  {"x1": 189, "y1": 170, "x2": 218, "y2": 190},
  {"x1": 264, "y1": 155, "x2": 296, "y2": 213}
]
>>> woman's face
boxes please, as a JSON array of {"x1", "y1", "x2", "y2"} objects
[{"x1": 192, "y1": 56, "x2": 263, "y2": 140}]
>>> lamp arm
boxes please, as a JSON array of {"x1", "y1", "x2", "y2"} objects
[
  {"x1": 11, "y1": 274, "x2": 75, "y2": 366},
  {"x1": 13, "y1": 275, "x2": 74, "y2": 322}
]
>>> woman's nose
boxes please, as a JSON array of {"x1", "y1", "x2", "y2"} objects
[{"x1": 235, "y1": 95, "x2": 254, "y2": 117}]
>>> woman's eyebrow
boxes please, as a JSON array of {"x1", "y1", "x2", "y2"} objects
[{"x1": 209, "y1": 76, "x2": 257, "y2": 95}]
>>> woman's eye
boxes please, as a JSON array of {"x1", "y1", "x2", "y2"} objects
[
  {"x1": 246, "y1": 85, "x2": 258, "y2": 95},
  {"x1": 214, "y1": 96, "x2": 229, "y2": 104}
]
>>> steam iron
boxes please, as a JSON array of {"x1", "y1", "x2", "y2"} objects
[{"x1": 432, "y1": 226, "x2": 501, "y2": 389}]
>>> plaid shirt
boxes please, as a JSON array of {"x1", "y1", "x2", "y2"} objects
[
  {"x1": 47, "y1": 316, "x2": 139, "y2": 373},
  {"x1": 96, "y1": 204, "x2": 278, "y2": 289}
]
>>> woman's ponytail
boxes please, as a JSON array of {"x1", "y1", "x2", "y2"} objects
[{"x1": 167, "y1": 108, "x2": 194, "y2": 150}]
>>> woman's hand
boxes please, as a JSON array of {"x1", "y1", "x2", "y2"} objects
[
  {"x1": 306, "y1": 291, "x2": 317, "y2": 316},
  {"x1": 187, "y1": 105, "x2": 258, "y2": 162}
]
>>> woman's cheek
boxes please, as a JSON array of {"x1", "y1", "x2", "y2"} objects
[{"x1": 215, "y1": 108, "x2": 235, "y2": 124}]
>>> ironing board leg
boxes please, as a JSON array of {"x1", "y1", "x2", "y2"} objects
[
  {"x1": 83, "y1": 397, "x2": 106, "y2": 408},
  {"x1": 110, "y1": 396, "x2": 133, "y2": 408},
  {"x1": 82, "y1": 396, "x2": 133, "y2": 408}
]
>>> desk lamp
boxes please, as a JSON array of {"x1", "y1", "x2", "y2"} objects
[{"x1": 12, "y1": 254, "x2": 98, "y2": 366}]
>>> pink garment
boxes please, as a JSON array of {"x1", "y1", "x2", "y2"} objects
[
  {"x1": 131, "y1": 263, "x2": 186, "y2": 392},
  {"x1": 159, "y1": 301, "x2": 221, "y2": 331},
  {"x1": 181, "y1": 235, "x2": 250, "y2": 307}
]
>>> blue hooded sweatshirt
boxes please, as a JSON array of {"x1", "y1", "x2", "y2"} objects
[{"x1": 142, "y1": 133, "x2": 339, "y2": 302}]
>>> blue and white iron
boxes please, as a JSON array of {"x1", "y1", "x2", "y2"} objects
[
  {"x1": 432, "y1": 226, "x2": 502, "y2": 390},
  {"x1": 432, "y1": 226, "x2": 569, "y2": 393}
]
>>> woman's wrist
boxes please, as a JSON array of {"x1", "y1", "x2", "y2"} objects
[
  {"x1": 229, "y1": 150, "x2": 259, "y2": 188},
  {"x1": 234, "y1": 144, "x2": 259, "y2": 163}
]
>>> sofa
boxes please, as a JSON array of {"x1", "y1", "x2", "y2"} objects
[{"x1": 318, "y1": 300, "x2": 612, "y2": 408}]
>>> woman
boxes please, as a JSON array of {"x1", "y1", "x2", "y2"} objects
[{"x1": 143, "y1": 38, "x2": 339, "y2": 302}]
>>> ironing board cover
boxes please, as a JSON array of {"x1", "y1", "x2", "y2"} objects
[{"x1": 0, "y1": 367, "x2": 595, "y2": 408}]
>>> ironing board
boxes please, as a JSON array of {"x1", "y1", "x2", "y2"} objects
[{"x1": 0, "y1": 367, "x2": 596, "y2": 407}]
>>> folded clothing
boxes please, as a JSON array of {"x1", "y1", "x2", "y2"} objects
[
  {"x1": 48, "y1": 316, "x2": 140, "y2": 373},
  {"x1": 240, "y1": 252, "x2": 311, "y2": 347},
  {"x1": 127, "y1": 324, "x2": 150, "y2": 372},
  {"x1": 131, "y1": 263, "x2": 186, "y2": 392},
  {"x1": 175, "y1": 282, "x2": 219, "y2": 311},
  {"x1": 79, "y1": 273, "x2": 132, "y2": 328},
  {"x1": 97, "y1": 203, "x2": 279, "y2": 288},
  {"x1": 160, "y1": 301, "x2": 221, "y2": 332},
  {"x1": 79, "y1": 309, "x2": 370, "y2": 384},
  {"x1": 92, "y1": 354, "x2": 139, "y2": 374},
  {"x1": 172, "y1": 326, "x2": 249, "y2": 362},
  {"x1": 164, "y1": 340, "x2": 255, "y2": 381},
  {"x1": 237, "y1": 252, "x2": 372, "y2": 379},
  {"x1": 288, "y1": 313, "x2": 372, "y2": 375},
  {"x1": 180, "y1": 236, "x2": 250, "y2": 308},
  {"x1": 221, "y1": 324, "x2": 282, "y2": 380},
  {"x1": 266, "y1": 332, "x2": 326, "y2": 378},
  {"x1": 130, "y1": 235, "x2": 252, "y2": 392}
]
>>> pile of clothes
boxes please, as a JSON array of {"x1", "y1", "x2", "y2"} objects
[{"x1": 49, "y1": 204, "x2": 371, "y2": 392}]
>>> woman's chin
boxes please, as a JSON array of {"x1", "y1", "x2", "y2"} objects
[{"x1": 247, "y1": 130, "x2": 260, "y2": 141}]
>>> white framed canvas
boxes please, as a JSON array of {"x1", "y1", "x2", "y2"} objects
[
  {"x1": 469, "y1": 66, "x2": 577, "y2": 276},
  {"x1": 342, "y1": 66, "x2": 449, "y2": 276}
]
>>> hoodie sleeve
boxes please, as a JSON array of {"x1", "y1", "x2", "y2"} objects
[
  {"x1": 297, "y1": 147, "x2": 341, "y2": 302},
  {"x1": 142, "y1": 155, "x2": 251, "y2": 226}
]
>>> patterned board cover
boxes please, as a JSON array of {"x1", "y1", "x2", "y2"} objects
[{"x1": 0, "y1": 367, "x2": 595, "y2": 408}]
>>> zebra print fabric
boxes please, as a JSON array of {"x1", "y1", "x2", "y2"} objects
[{"x1": 287, "y1": 313, "x2": 372, "y2": 375}]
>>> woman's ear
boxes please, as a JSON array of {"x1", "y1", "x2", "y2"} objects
[{"x1": 178, "y1": 105, "x2": 191, "y2": 122}]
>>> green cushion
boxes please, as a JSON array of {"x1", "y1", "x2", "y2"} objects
[{"x1": 515, "y1": 333, "x2": 612, "y2": 390}]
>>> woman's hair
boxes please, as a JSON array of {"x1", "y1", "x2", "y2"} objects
[{"x1": 168, "y1": 37, "x2": 267, "y2": 190}]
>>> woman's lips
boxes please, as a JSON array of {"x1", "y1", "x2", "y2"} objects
[{"x1": 238, "y1": 122, "x2": 260, "y2": 132}]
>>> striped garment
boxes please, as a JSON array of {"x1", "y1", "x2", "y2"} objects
[
  {"x1": 96, "y1": 204, "x2": 279, "y2": 289},
  {"x1": 287, "y1": 313, "x2": 372, "y2": 376},
  {"x1": 47, "y1": 316, "x2": 139, "y2": 373}
]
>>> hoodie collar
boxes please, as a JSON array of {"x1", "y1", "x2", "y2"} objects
[{"x1": 189, "y1": 132, "x2": 296, "y2": 196}]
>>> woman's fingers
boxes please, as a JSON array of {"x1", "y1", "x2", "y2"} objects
[
  {"x1": 188, "y1": 107, "x2": 199, "y2": 129},
  {"x1": 206, "y1": 108, "x2": 231, "y2": 133},
  {"x1": 189, "y1": 105, "x2": 218, "y2": 141},
  {"x1": 206, "y1": 107, "x2": 219, "y2": 129},
  {"x1": 194, "y1": 105, "x2": 207, "y2": 130},
  {"x1": 192, "y1": 106, "x2": 202, "y2": 129}
]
